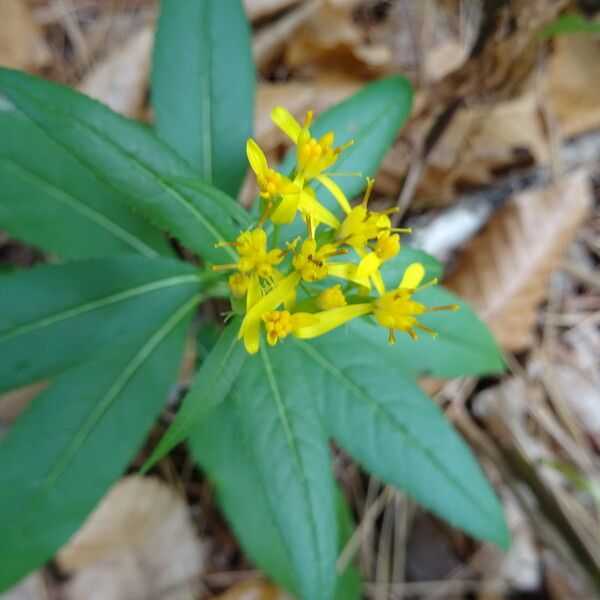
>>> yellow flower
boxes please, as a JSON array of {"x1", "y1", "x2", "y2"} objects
[
  {"x1": 213, "y1": 105, "x2": 459, "y2": 356},
  {"x1": 213, "y1": 228, "x2": 284, "y2": 282},
  {"x1": 262, "y1": 310, "x2": 319, "y2": 346},
  {"x1": 271, "y1": 107, "x2": 354, "y2": 215},
  {"x1": 372, "y1": 263, "x2": 458, "y2": 343},
  {"x1": 246, "y1": 139, "x2": 300, "y2": 224},
  {"x1": 336, "y1": 179, "x2": 406, "y2": 253},
  {"x1": 292, "y1": 238, "x2": 344, "y2": 282},
  {"x1": 238, "y1": 272, "x2": 302, "y2": 354},
  {"x1": 247, "y1": 138, "x2": 340, "y2": 228},
  {"x1": 374, "y1": 232, "x2": 400, "y2": 262},
  {"x1": 317, "y1": 284, "x2": 347, "y2": 310}
]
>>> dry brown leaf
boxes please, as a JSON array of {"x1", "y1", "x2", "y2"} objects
[
  {"x1": 546, "y1": 34, "x2": 600, "y2": 139},
  {"x1": 58, "y1": 476, "x2": 207, "y2": 600},
  {"x1": 415, "y1": 91, "x2": 549, "y2": 206},
  {"x1": 0, "y1": 572, "x2": 47, "y2": 600},
  {"x1": 212, "y1": 579, "x2": 293, "y2": 600},
  {"x1": 253, "y1": 0, "x2": 320, "y2": 70},
  {"x1": 243, "y1": 0, "x2": 303, "y2": 22},
  {"x1": 446, "y1": 170, "x2": 591, "y2": 351},
  {"x1": 78, "y1": 23, "x2": 154, "y2": 118},
  {"x1": 0, "y1": 0, "x2": 50, "y2": 71},
  {"x1": 284, "y1": 0, "x2": 392, "y2": 75},
  {"x1": 255, "y1": 77, "x2": 361, "y2": 150},
  {"x1": 472, "y1": 494, "x2": 541, "y2": 592}
]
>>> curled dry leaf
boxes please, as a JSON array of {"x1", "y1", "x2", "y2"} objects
[
  {"x1": 0, "y1": 0, "x2": 50, "y2": 71},
  {"x1": 58, "y1": 476, "x2": 207, "y2": 600},
  {"x1": 446, "y1": 170, "x2": 591, "y2": 351}
]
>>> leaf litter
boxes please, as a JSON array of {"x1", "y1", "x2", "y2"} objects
[{"x1": 0, "y1": 0, "x2": 599, "y2": 598}]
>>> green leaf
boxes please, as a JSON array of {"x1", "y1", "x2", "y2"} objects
[
  {"x1": 294, "y1": 337, "x2": 509, "y2": 549},
  {"x1": 189, "y1": 397, "x2": 361, "y2": 600},
  {"x1": 142, "y1": 318, "x2": 246, "y2": 471},
  {"x1": 231, "y1": 343, "x2": 338, "y2": 600},
  {"x1": 0, "y1": 97, "x2": 171, "y2": 259},
  {"x1": 0, "y1": 256, "x2": 203, "y2": 392},
  {"x1": 153, "y1": 0, "x2": 255, "y2": 197},
  {"x1": 189, "y1": 397, "x2": 299, "y2": 594},
  {"x1": 0, "y1": 68, "x2": 249, "y2": 262},
  {"x1": 541, "y1": 13, "x2": 600, "y2": 38},
  {"x1": 0, "y1": 295, "x2": 196, "y2": 592},
  {"x1": 349, "y1": 285, "x2": 504, "y2": 378},
  {"x1": 279, "y1": 76, "x2": 413, "y2": 218}
]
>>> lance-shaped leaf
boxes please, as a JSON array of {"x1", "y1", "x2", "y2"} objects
[
  {"x1": 230, "y1": 344, "x2": 338, "y2": 600},
  {"x1": 153, "y1": 0, "x2": 255, "y2": 197},
  {"x1": 0, "y1": 256, "x2": 204, "y2": 392},
  {"x1": 0, "y1": 295, "x2": 196, "y2": 592},
  {"x1": 143, "y1": 319, "x2": 246, "y2": 471},
  {"x1": 0, "y1": 68, "x2": 249, "y2": 262},
  {"x1": 0, "y1": 99, "x2": 171, "y2": 259},
  {"x1": 294, "y1": 337, "x2": 509, "y2": 549},
  {"x1": 189, "y1": 397, "x2": 361, "y2": 600}
]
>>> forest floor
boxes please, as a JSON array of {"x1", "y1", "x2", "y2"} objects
[{"x1": 1, "y1": 1, "x2": 599, "y2": 599}]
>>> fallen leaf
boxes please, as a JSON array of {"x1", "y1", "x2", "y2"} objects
[
  {"x1": 420, "y1": 91, "x2": 548, "y2": 205},
  {"x1": 0, "y1": 572, "x2": 47, "y2": 600},
  {"x1": 473, "y1": 494, "x2": 541, "y2": 592},
  {"x1": 58, "y1": 476, "x2": 207, "y2": 600},
  {"x1": 547, "y1": 360, "x2": 600, "y2": 440},
  {"x1": 255, "y1": 77, "x2": 361, "y2": 151},
  {"x1": 546, "y1": 34, "x2": 600, "y2": 138},
  {"x1": 243, "y1": 0, "x2": 303, "y2": 22},
  {"x1": 446, "y1": 170, "x2": 591, "y2": 351},
  {"x1": 78, "y1": 23, "x2": 154, "y2": 118},
  {"x1": 253, "y1": 0, "x2": 320, "y2": 70},
  {"x1": 212, "y1": 579, "x2": 293, "y2": 600},
  {"x1": 0, "y1": 0, "x2": 50, "y2": 71}
]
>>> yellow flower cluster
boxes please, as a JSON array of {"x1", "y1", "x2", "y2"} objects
[{"x1": 212, "y1": 107, "x2": 457, "y2": 354}]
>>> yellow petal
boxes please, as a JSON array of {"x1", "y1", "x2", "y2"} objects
[
  {"x1": 293, "y1": 304, "x2": 373, "y2": 339},
  {"x1": 243, "y1": 320, "x2": 261, "y2": 354},
  {"x1": 239, "y1": 272, "x2": 301, "y2": 340},
  {"x1": 246, "y1": 272, "x2": 262, "y2": 312},
  {"x1": 271, "y1": 107, "x2": 302, "y2": 142},
  {"x1": 327, "y1": 262, "x2": 371, "y2": 289},
  {"x1": 370, "y1": 269, "x2": 386, "y2": 296},
  {"x1": 356, "y1": 252, "x2": 381, "y2": 278},
  {"x1": 291, "y1": 312, "x2": 319, "y2": 329},
  {"x1": 246, "y1": 138, "x2": 268, "y2": 175},
  {"x1": 399, "y1": 263, "x2": 425, "y2": 290},
  {"x1": 315, "y1": 175, "x2": 352, "y2": 214},
  {"x1": 298, "y1": 190, "x2": 340, "y2": 229},
  {"x1": 271, "y1": 193, "x2": 300, "y2": 224}
]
